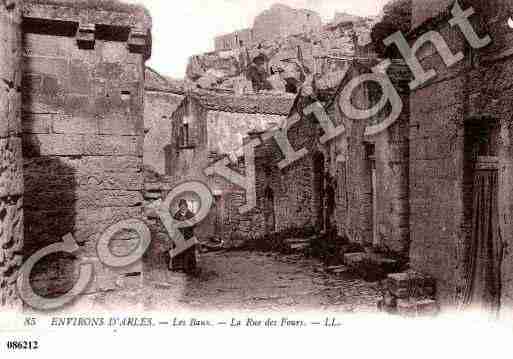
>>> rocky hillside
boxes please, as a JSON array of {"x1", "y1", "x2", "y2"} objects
[{"x1": 186, "y1": 6, "x2": 378, "y2": 95}]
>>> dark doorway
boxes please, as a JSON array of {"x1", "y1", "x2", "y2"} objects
[
  {"x1": 365, "y1": 143, "x2": 378, "y2": 247},
  {"x1": 313, "y1": 152, "x2": 325, "y2": 231},
  {"x1": 264, "y1": 187, "x2": 276, "y2": 235},
  {"x1": 463, "y1": 119, "x2": 502, "y2": 313}
]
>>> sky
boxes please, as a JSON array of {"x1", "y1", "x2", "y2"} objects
[{"x1": 125, "y1": 0, "x2": 390, "y2": 78}]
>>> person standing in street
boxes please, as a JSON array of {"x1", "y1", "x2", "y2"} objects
[{"x1": 170, "y1": 199, "x2": 198, "y2": 275}]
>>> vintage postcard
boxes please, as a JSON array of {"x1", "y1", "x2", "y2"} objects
[{"x1": 1, "y1": 0, "x2": 513, "y2": 357}]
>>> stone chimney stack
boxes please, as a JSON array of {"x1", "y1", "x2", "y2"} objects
[{"x1": 0, "y1": 0, "x2": 23, "y2": 310}]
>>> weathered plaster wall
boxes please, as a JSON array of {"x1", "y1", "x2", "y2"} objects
[
  {"x1": 144, "y1": 90, "x2": 183, "y2": 175},
  {"x1": 0, "y1": 0, "x2": 23, "y2": 310},
  {"x1": 206, "y1": 110, "x2": 284, "y2": 157},
  {"x1": 254, "y1": 108, "x2": 326, "y2": 235}
]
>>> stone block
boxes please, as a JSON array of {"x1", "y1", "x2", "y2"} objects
[
  {"x1": 416, "y1": 299, "x2": 439, "y2": 316},
  {"x1": 52, "y1": 114, "x2": 98, "y2": 135},
  {"x1": 23, "y1": 33, "x2": 70, "y2": 58},
  {"x1": 76, "y1": 23, "x2": 95, "y2": 50},
  {"x1": 396, "y1": 299, "x2": 418, "y2": 317},
  {"x1": 74, "y1": 206, "x2": 143, "y2": 230},
  {"x1": 128, "y1": 27, "x2": 149, "y2": 55},
  {"x1": 387, "y1": 270, "x2": 436, "y2": 299},
  {"x1": 22, "y1": 113, "x2": 52, "y2": 134},
  {"x1": 68, "y1": 59, "x2": 92, "y2": 95},
  {"x1": 97, "y1": 114, "x2": 139, "y2": 136},
  {"x1": 65, "y1": 94, "x2": 94, "y2": 118},
  {"x1": 144, "y1": 191, "x2": 162, "y2": 200},
  {"x1": 77, "y1": 172, "x2": 143, "y2": 191},
  {"x1": 23, "y1": 56, "x2": 68, "y2": 77},
  {"x1": 76, "y1": 190, "x2": 143, "y2": 209},
  {"x1": 0, "y1": 137, "x2": 24, "y2": 198},
  {"x1": 94, "y1": 62, "x2": 125, "y2": 81},
  {"x1": 25, "y1": 189, "x2": 143, "y2": 211},
  {"x1": 83, "y1": 135, "x2": 143, "y2": 156},
  {"x1": 344, "y1": 252, "x2": 368, "y2": 267},
  {"x1": 22, "y1": 133, "x2": 85, "y2": 157}
]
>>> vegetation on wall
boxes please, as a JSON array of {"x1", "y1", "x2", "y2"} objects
[{"x1": 371, "y1": 0, "x2": 412, "y2": 58}]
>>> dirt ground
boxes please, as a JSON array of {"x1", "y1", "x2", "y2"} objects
[{"x1": 72, "y1": 250, "x2": 382, "y2": 313}]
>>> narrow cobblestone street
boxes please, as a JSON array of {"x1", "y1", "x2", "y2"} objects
[{"x1": 76, "y1": 251, "x2": 382, "y2": 313}]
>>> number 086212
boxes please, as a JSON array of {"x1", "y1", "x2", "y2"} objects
[{"x1": 6, "y1": 340, "x2": 39, "y2": 350}]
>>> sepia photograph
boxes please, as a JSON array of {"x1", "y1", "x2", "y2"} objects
[{"x1": 1, "y1": 0, "x2": 513, "y2": 356}]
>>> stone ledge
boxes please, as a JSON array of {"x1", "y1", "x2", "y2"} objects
[
  {"x1": 24, "y1": 0, "x2": 151, "y2": 29},
  {"x1": 22, "y1": 0, "x2": 152, "y2": 58}
]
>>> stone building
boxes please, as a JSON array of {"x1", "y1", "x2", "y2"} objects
[
  {"x1": 326, "y1": 60, "x2": 410, "y2": 258},
  {"x1": 213, "y1": 4, "x2": 323, "y2": 52},
  {"x1": 252, "y1": 59, "x2": 410, "y2": 258},
  {"x1": 407, "y1": 0, "x2": 513, "y2": 313},
  {"x1": 146, "y1": 91, "x2": 295, "y2": 243},
  {"x1": 214, "y1": 28, "x2": 253, "y2": 52},
  {"x1": 0, "y1": 0, "x2": 152, "y2": 307},
  {"x1": 252, "y1": 4, "x2": 322, "y2": 44},
  {"x1": 193, "y1": 5, "x2": 376, "y2": 94},
  {"x1": 144, "y1": 67, "x2": 185, "y2": 176}
]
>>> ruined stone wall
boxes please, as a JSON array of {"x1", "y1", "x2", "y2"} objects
[
  {"x1": 206, "y1": 110, "x2": 284, "y2": 157},
  {"x1": 214, "y1": 28, "x2": 253, "y2": 52},
  {"x1": 0, "y1": 0, "x2": 23, "y2": 310},
  {"x1": 254, "y1": 110, "x2": 324, "y2": 234},
  {"x1": 144, "y1": 90, "x2": 184, "y2": 175},
  {"x1": 252, "y1": 4, "x2": 322, "y2": 44},
  {"x1": 21, "y1": 1, "x2": 151, "y2": 297}
]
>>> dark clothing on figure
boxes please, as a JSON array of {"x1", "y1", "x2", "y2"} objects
[
  {"x1": 174, "y1": 209, "x2": 195, "y2": 240},
  {"x1": 170, "y1": 209, "x2": 197, "y2": 273}
]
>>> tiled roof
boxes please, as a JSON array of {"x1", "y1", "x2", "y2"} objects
[
  {"x1": 145, "y1": 67, "x2": 186, "y2": 94},
  {"x1": 191, "y1": 91, "x2": 296, "y2": 116}
]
